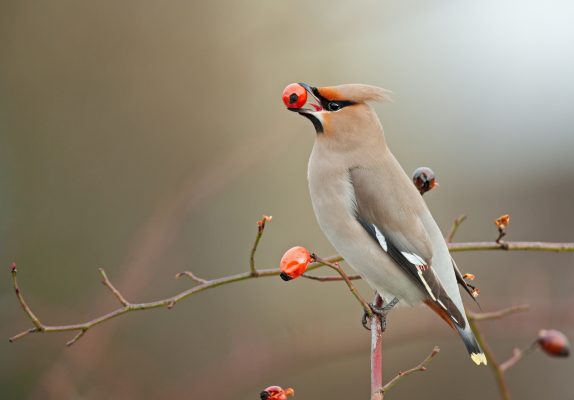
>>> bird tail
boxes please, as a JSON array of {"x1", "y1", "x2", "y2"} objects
[
  {"x1": 424, "y1": 300, "x2": 487, "y2": 365},
  {"x1": 456, "y1": 325, "x2": 487, "y2": 366}
]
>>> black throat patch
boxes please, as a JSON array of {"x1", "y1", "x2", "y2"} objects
[{"x1": 299, "y1": 112, "x2": 323, "y2": 134}]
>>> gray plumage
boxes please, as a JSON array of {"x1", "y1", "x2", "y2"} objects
[{"x1": 288, "y1": 83, "x2": 486, "y2": 365}]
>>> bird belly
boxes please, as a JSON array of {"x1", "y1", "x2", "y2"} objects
[
  {"x1": 340, "y1": 233, "x2": 426, "y2": 306},
  {"x1": 308, "y1": 168, "x2": 425, "y2": 306}
]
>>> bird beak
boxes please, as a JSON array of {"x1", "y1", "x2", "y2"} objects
[{"x1": 287, "y1": 82, "x2": 324, "y2": 115}]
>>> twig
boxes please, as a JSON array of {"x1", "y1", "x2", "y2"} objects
[
  {"x1": 65, "y1": 329, "x2": 87, "y2": 347},
  {"x1": 10, "y1": 263, "x2": 43, "y2": 331},
  {"x1": 447, "y1": 241, "x2": 574, "y2": 252},
  {"x1": 499, "y1": 341, "x2": 537, "y2": 372},
  {"x1": 447, "y1": 214, "x2": 467, "y2": 243},
  {"x1": 468, "y1": 305, "x2": 529, "y2": 321},
  {"x1": 301, "y1": 273, "x2": 361, "y2": 282},
  {"x1": 499, "y1": 348, "x2": 522, "y2": 372},
  {"x1": 175, "y1": 271, "x2": 208, "y2": 284},
  {"x1": 312, "y1": 255, "x2": 372, "y2": 316},
  {"x1": 99, "y1": 268, "x2": 129, "y2": 307},
  {"x1": 379, "y1": 346, "x2": 440, "y2": 397},
  {"x1": 250, "y1": 215, "x2": 271, "y2": 276}
]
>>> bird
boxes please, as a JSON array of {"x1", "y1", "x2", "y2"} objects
[{"x1": 283, "y1": 82, "x2": 487, "y2": 365}]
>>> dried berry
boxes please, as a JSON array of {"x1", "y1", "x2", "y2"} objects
[
  {"x1": 494, "y1": 214, "x2": 510, "y2": 231},
  {"x1": 463, "y1": 273, "x2": 475, "y2": 281},
  {"x1": 412, "y1": 167, "x2": 438, "y2": 195}
]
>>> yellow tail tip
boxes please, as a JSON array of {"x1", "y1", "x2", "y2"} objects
[{"x1": 471, "y1": 352, "x2": 488, "y2": 366}]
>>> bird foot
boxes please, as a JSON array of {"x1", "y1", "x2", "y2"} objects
[{"x1": 361, "y1": 297, "x2": 399, "y2": 331}]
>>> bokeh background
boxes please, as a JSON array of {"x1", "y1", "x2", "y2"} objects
[{"x1": 1, "y1": 0, "x2": 573, "y2": 399}]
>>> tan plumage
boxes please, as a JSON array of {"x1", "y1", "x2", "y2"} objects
[{"x1": 287, "y1": 82, "x2": 486, "y2": 365}]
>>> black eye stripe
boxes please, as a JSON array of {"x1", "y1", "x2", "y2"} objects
[
  {"x1": 310, "y1": 87, "x2": 355, "y2": 111},
  {"x1": 328, "y1": 100, "x2": 354, "y2": 111},
  {"x1": 337, "y1": 101, "x2": 354, "y2": 108},
  {"x1": 327, "y1": 102, "x2": 340, "y2": 111}
]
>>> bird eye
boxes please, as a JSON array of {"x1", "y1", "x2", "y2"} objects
[{"x1": 327, "y1": 102, "x2": 341, "y2": 111}]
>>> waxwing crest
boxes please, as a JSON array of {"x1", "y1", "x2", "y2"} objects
[{"x1": 316, "y1": 84, "x2": 393, "y2": 104}]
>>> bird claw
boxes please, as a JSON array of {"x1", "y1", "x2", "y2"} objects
[{"x1": 361, "y1": 297, "x2": 399, "y2": 331}]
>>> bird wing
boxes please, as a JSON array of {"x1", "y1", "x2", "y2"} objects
[{"x1": 350, "y1": 165, "x2": 466, "y2": 329}]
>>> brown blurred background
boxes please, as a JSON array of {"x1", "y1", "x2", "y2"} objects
[{"x1": 1, "y1": 1, "x2": 573, "y2": 399}]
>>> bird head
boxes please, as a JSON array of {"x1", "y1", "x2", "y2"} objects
[{"x1": 282, "y1": 83, "x2": 392, "y2": 138}]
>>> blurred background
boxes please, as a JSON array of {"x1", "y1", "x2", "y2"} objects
[{"x1": 1, "y1": 0, "x2": 573, "y2": 399}]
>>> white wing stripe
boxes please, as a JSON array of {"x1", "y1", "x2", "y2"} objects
[
  {"x1": 402, "y1": 251, "x2": 426, "y2": 266},
  {"x1": 370, "y1": 224, "x2": 443, "y2": 308},
  {"x1": 373, "y1": 225, "x2": 388, "y2": 251},
  {"x1": 417, "y1": 269, "x2": 437, "y2": 301}
]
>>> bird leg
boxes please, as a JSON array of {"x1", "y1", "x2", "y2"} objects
[{"x1": 362, "y1": 297, "x2": 399, "y2": 331}]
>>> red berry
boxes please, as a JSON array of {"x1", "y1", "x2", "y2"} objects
[
  {"x1": 260, "y1": 386, "x2": 295, "y2": 400},
  {"x1": 279, "y1": 246, "x2": 311, "y2": 281},
  {"x1": 538, "y1": 329, "x2": 570, "y2": 357},
  {"x1": 282, "y1": 83, "x2": 307, "y2": 109}
]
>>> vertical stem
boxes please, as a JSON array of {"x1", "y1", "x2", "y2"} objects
[
  {"x1": 468, "y1": 318, "x2": 511, "y2": 400},
  {"x1": 371, "y1": 294, "x2": 384, "y2": 400}
]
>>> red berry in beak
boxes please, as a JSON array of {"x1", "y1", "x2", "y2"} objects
[
  {"x1": 282, "y1": 83, "x2": 307, "y2": 109},
  {"x1": 538, "y1": 329, "x2": 570, "y2": 357},
  {"x1": 279, "y1": 246, "x2": 311, "y2": 281}
]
